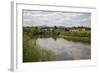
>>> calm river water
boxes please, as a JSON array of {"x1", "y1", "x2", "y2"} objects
[{"x1": 35, "y1": 37, "x2": 91, "y2": 60}]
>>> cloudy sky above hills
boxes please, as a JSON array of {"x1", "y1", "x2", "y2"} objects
[{"x1": 23, "y1": 10, "x2": 91, "y2": 27}]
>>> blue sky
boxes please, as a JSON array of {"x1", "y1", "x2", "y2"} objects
[{"x1": 23, "y1": 10, "x2": 91, "y2": 27}]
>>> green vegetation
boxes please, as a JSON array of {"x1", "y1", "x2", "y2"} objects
[
  {"x1": 59, "y1": 30, "x2": 90, "y2": 44},
  {"x1": 23, "y1": 44, "x2": 56, "y2": 62},
  {"x1": 23, "y1": 26, "x2": 91, "y2": 62},
  {"x1": 23, "y1": 26, "x2": 91, "y2": 43},
  {"x1": 23, "y1": 33, "x2": 56, "y2": 62}
]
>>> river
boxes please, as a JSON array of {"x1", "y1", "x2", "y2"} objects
[{"x1": 35, "y1": 37, "x2": 91, "y2": 60}]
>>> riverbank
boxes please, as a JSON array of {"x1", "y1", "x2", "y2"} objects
[{"x1": 59, "y1": 35, "x2": 91, "y2": 44}]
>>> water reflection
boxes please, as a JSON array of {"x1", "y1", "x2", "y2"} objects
[{"x1": 36, "y1": 37, "x2": 91, "y2": 60}]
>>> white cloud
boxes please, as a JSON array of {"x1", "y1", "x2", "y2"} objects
[{"x1": 23, "y1": 10, "x2": 91, "y2": 27}]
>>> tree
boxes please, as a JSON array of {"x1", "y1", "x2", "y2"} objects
[{"x1": 54, "y1": 26, "x2": 57, "y2": 29}]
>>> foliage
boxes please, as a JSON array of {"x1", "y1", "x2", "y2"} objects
[{"x1": 23, "y1": 33, "x2": 56, "y2": 62}]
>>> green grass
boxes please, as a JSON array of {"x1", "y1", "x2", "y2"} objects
[
  {"x1": 59, "y1": 30, "x2": 91, "y2": 44},
  {"x1": 59, "y1": 35, "x2": 90, "y2": 44},
  {"x1": 23, "y1": 45, "x2": 56, "y2": 62},
  {"x1": 23, "y1": 33, "x2": 56, "y2": 62},
  {"x1": 60, "y1": 30, "x2": 90, "y2": 37}
]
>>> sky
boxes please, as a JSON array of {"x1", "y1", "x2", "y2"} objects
[{"x1": 23, "y1": 10, "x2": 91, "y2": 27}]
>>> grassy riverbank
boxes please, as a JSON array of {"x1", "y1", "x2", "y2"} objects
[{"x1": 23, "y1": 34, "x2": 56, "y2": 62}]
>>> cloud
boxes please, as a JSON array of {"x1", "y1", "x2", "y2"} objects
[{"x1": 23, "y1": 10, "x2": 91, "y2": 27}]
